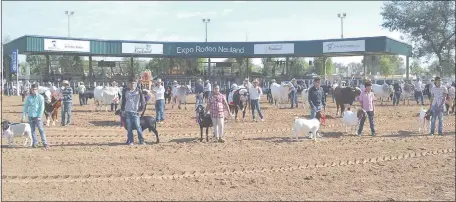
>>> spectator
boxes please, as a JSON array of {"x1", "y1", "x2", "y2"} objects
[
  {"x1": 61, "y1": 80, "x2": 73, "y2": 126},
  {"x1": 152, "y1": 79, "x2": 165, "y2": 123},
  {"x1": 357, "y1": 81, "x2": 376, "y2": 136},
  {"x1": 393, "y1": 82, "x2": 402, "y2": 106},
  {"x1": 429, "y1": 76, "x2": 447, "y2": 136},
  {"x1": 195, "y1": 79, "x2": 204, "y2": 106},
  {"x1": 120, "y1": 77, "x2": 146, "y2": 145},
  {"x1": 78, "y1": 81, "x2": 86, "y2": 106},
  {"x1": 308, "y1": 77, "x2": 326, "y2": 119},
  {"x1": 204, "y1": 80, "x2": 212, "y2": 103},
  {"x1": 414, "y1": 78, "x2": 424, "y2": 105},
  {"x1": 206, "y1": 85, "x2": 231, "y2": 142},
  {"x1": 110, "y1": 81, "x2": 119, "y2": 112},
  {"x1": 165, "y1": 86, "x2": 172, "y2": 104},
  {"x1": 290, "y1": 78, "x2": 298, "y2": 108},
  {"x1": 249, "y1": 79, "x2": 264, "y2": 122},
  {"x1": 22, "y1": 84, "x2": 49, "y2": 149},
  {"x1": 171, "y1": 81, "x2": 179, "y2": 109}
]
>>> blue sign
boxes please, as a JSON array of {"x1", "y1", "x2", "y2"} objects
[
  {"x1": 165, "y1": 42, "x2": 251, "y2": 57},
  {"x1": 10, "y1": 49, "x2": 18, "y2": 74}
]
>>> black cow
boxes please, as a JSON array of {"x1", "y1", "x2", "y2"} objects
[
  {"x1": 229, "y1": 88, "x2": 249, "y2": 121},
  {"x1": 333, "y1": 86, "x2": 362, "y2": 117},
  {"x1": 195, "y1": 105, "x2": 213, "y2": 142}
]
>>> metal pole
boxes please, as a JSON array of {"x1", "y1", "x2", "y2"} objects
[
  {"x1": 68, "y1": 15, "x2": 70, "y2": 37},
  {"x1": 340, "y1": 18, "x2": 344, "y2": 38}
]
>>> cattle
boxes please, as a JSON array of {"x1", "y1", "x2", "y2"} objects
[
  {"x1": 229, "y1": 88, "x2": 249, "y2": 121},
  {"x1": 372, "y1": 84, "x2": 393, "y2": 105},
  {"x1": 290, "y1": 111, "x2": 322, "y2": 141},
  {"x1": 40, "y1": 89, "x2": 62, "y2": 126},
  {"x1": 94, "y1": 86, "x2": 120, "y2": 111},
  {"x1": 115, "y1": 110, "x2": 159, "y2": 143},
  {"x1": 195, "y1": 105, "x2": 213, "y2": 142},
  {"x1": 301, "y1": 88, "x2": 309, "y2": 112},
  {"x1": 173, "y1": 85, "x2": 190, "y2": 110},
  {"x1": 1, "y1": 121, "x2": 32, "y2": 147},
  {"x1": 333, "y1": 86, "x2": 362, "y2": 117},
  {"x1": 83, "y1": 87, "x2": 95, "y2": 104},
  {"x1": 270, "y1": 83, "x2": 293, "y2": 109},
  {"x1": 401, "y1": 83, "x2": 415, "y2": 105},
  {"x1": 447, "y1": 86, "x2": 455, "y2": 114}
]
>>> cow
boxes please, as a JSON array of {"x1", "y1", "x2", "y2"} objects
[
  {"x1": 401, "y1": 82, "x2": 415, "y2": 105},
  {"x1": 94, "y1": 86, "x2": 120, "y2": 111},
  {"x1": 40, "y1": 89, "x2": 62, "y2": 126},
  {"x1": 372, "y1": 84, "x2": 393, "y2": 105},
  {"x1": 229, "y1": 88, "x2": 249, "y2": 121},
  {"x1": 301, "y1": 88, "x2": 309, "y2": 112},
  {"x1": 83, "y1": 87, "x2": 95, "y2": 104},
  {"x1": 270, "y1": 82, "x2": 293, "y2": 109},
  {"x1": 333, "y1": 86, "x2": 362, "y2": 117},
  {"x1": 175, "y1": 85, "x2": 190, "y2": 110}
]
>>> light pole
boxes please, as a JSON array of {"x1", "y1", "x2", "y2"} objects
[
  {"x1": 337, "y1": 13, "x2": 346, "y2": 39},
  {"x1": 202, "y1": 18, "x2": 211, "y2": 78},
  {"x1": 65, "y1": 11, "x2": 75, "y2": 37}
]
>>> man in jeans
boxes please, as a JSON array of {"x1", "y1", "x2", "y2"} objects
[
  {"x1": 152, "y1": 79, "x2": 165, "y2": 123},
  {"x1": 22, "y1": 84, "x2": 49, "y2": 149},
  {"x1": 195, "y1": 79, "x2": 204, "y2": 107},
  {"x1": 61, "y1": 80, "x2": 73, "y2": 126},
  {"x1": 429, "y1": 76, "x2": 447, "y2": 136},
  {"x1": 414, "y1": 78, "x2": 424, "y2": 105},
  {"x1": 77, "y1": 81, "x2": 86, "y2": 106},
  {"x1": 308, "y1": 77, "x2": 326, "y2": 119},
  {"x1": 357, "y1": 81, "x2": 376, "y2": 136},
  {"x1": 120, "y1": 78, "x2": 146, "y2": 145},
  {"x1": 249, "y1": 79, "x2": 264, "y2": 122},
  {"x1": 289, "y1": 78, "x2": 299, "y2": 108}
]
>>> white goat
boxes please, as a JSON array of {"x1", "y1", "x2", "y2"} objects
[
  {"x1": 418, "y1": 109, "x2": 431, "y2": 134},
  {"x1": 342, "y1": 109, "x2": 364, "y2": 135},
  {"x1": 1, "y1": 121, "x2": 33, "y2": 147},
  {"x1": 291, "y1": 116, "x2": 321, "y2": 141}
]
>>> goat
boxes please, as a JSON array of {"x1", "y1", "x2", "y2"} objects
[
  {"x1": 115, "y1": 110, "x2": 159, "y2": 143},
  {"x1": 195, "y1": 105, "x2": 213, "y2": 142},
  {"x1": 418, "y1": 109, "x2": 432, "y2": 134},
  {"x1": 290, "y1": 111, "x2": 322, "y2": 141},
  {"x1": 342, "y1": 109, "x2": 365, "y2": 135},
  {"x1": 1, "y1": 121, "x2": 33, "y2": 147}
]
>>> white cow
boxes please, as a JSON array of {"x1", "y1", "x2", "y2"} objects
[
  {"x1": 270, "y1": 83, "x2": 292, "y2": 109},
  {"x1": 401, "y1": 83, "x2": 415, "y2": 105},
  {"x1": 372, "y1": 84, "x2": 393, "y2": 105},
  {"x1": 1, "y1": 121, "x2": 33, "y2": 147},
  {"x1": 94, "y1": 86, "x2": 120, "y2": 111},
  {"x1": 176, "y1": 85, "x2": 190, "y2": 110}
]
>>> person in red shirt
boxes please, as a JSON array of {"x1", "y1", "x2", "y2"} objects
[{"x1": 206, "y1": 85, "x2": 231, "y2": 142}]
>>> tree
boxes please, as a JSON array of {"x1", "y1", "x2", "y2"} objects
[
  {"x1": 25, "y1": 55, "x2": 46, "y2": 75},
  {"x1": 289, "y1": 57, "x2": 309, "y2": 77},
  {"x1": 347, "y1": 62, "x2": 364, "y2": 75},
  {"x1": 313, "y1": 57, "x2": 334, "y2": 76},
  {"x1": 379, "y1": 56, "x2": 394, "y2": 77},
  {"x1": 381, "y1": 1, "x2": 456, "y2": 77},
  {"x1": 410, "y1": 60, "x2": 425, "y2": 76}
]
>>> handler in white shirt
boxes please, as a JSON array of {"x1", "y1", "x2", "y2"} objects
[
  {"x1": 414, "y1": 78, "x2": 424, "y2": 105},
  {"x1": 152, "y1": 79, "x2": 165, "y2": 123},
  {"x1": 204, "y1": 80, "x2": 212, "y2": 103},
  {"x1": 249, "y1": 79, "x2": 264, "y2": 122}
]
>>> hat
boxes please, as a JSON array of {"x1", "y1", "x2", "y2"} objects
[
  {"x1": 197, "y1": 79, "x2": 203, "y2": 82},
  {"x1": 62, "y1": 80, "x2": 69, "y2": 85},
  {"x1": 271, "y1": 79, "x2": 276, "y2": 83},
  {"x1": 253, "y1": 79, "x2": 259, "y2": 83},
  {"x1": 244, "y1": 78, "x2": 249, "y2": 81},
  {"x1": 434, "y1": 76, "x2": 441, "y2": 81},
  {"x1": 291, "y1": 78, "x2": 296, "y2": 82},
  {"x1": 205, "y1": 80, "x2": 209, "y2": 83},
  {"x1": 156, "y1": 79, "x2": 162, "y2": 83},
  {"x1": 173, "y1": 80, "x2": 177, "y2": 84}
]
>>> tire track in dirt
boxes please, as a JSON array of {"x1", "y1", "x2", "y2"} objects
[{"x1": 3, "y1": 148, "x2": 454, "y2": 183}]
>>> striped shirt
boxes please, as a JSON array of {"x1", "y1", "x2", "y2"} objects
[
  {"x1": 209, "y1": 93, "x2": 226, "y2": 118},
  {"x1": 431, "y1": 85, "x2": 448, "y2": 107},
  {"x1": 61, "y1": 87, "x2": 73, "y2": 103}
]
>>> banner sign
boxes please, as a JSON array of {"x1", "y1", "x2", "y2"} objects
[
  {"x1": 10, "y1": 49, "x2": 18, "y2": 74},
  {"x1": 122, "y1": 43, "x2": 163, "y2": 54},
  {"x1": 254, "y1": 43, "x2": 294, "y2": 54},
  {"x1": 168, "y1": 43, "x2": 248, "y2": 57},
  {"x1": 44, "y1": 39, "x2": 90, "y2": 52},
  {"x1": 323, "y1": 40, "x2": 365, "y2": 53}
]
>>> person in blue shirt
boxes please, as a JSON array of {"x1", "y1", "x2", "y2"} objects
[
  {"x1": 22, "y1": 84, "x2": 49, "y2": 149},
  {"x1": 308, "y1": 77, "x2": 326, "y2": 119},
  {"x1": 61, "y1": 80, "x2": 73, "y2": 126}
]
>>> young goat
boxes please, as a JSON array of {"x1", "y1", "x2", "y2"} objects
[
  {"x1": 342, "y1": 109, "x2": 366, "y2": 135},
  {"x1": 115, "y1": 110, "x2": 159, "y2": 143},
  {"x1": 1, "y1": 121, "x2": 33, "y2": 147},
  {"x1": 418, "y1": 109, "x2": 432, "y2": 134},
  {"x1": 290, "y1": 111, "x2": 322, "y2": 141},
  {"x1": 195, "y1": 105, "x2": 213, "y2": 142}
]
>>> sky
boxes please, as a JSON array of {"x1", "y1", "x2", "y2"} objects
[{"x1": 1, "y1": 1, "x2": 405, "y2": 66}]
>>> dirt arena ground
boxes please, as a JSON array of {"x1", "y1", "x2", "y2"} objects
[{"x1": 1, "y1": 94, "x2": 455, "y2": 201}]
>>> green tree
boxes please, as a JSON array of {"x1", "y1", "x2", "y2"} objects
[
  {"x1": 289, "y1": 57, "x2": 309, "y2": 77},
  {"x1": 313, "y1": 57, "x2": 334, "y2": 76},
  {"x1": 381, "y1": 1, "x2": 456, "y2": 77},
  {"x1": 410, "y1": 60, "x2": 425, "y2": 76},
  {"x1": 25, "y1": 55, "x2": 46, "y2": 75},
  {"x1": 379, "y1": 56, "x2": 394, "y2": 77}
]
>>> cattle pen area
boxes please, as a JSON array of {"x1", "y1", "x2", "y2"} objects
[{"x1": 1, "y1": 94, "x2": 455, "y2": 201}]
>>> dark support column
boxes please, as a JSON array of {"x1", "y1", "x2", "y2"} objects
[
  {"x1": 130, "y1": 57, "x2": 134, "y2": 77},
  {"x1": 405, "y1": 56, "x2": 410, "y2": 80},
  {"x1": 208, "y1": 58, "x2": 211, "y2": 79},
  {"x1": 363, "y1": 55, "x2": 367, "y2": 78},
  {"x1": 285, "y1": 57, "x2": 289, "y2": 77},
  {"x1": 46, "y1": 55, "x2": 50, "y2": 81},
  {"x1": 246, "y1": 58, "x2": 249, "y2": 78},
  {"x1": 323, "y1": 57, "x2": 327, "y2": 80},
  {"x1": 88, "y1": 56, "x2": 93, "y2": 82}
]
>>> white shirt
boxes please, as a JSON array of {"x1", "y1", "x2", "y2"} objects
[
  {"x1": 249, "y1": 86, "x2": 262, "y2": 100},
  {"x1": 431, "y1": 85, "x2": 448, "y2": 107},
  {"x1": 204, "y1": 83, "x2": 212, "y2": 92},
  {"x1": 172, "y1": 84, "x2": 179, "y2": 96},
  {"x1": 153, "y1": 85, "x2": 165, "y2": 100},
  {"x1": 414, "y1": 81, "x2": 423, "y2": 91}
]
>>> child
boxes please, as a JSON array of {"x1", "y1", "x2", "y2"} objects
[{"x1": 357, "y1": 81, "x2": 376, "y2": 136}]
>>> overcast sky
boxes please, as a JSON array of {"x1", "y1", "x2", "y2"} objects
[{"x1": 2, "y1": 1, "x2": 405, "y2": 65}]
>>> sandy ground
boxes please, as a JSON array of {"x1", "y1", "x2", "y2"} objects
[{"x1": 1, "y1": 94, "x2": 455, "y2": 201}]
